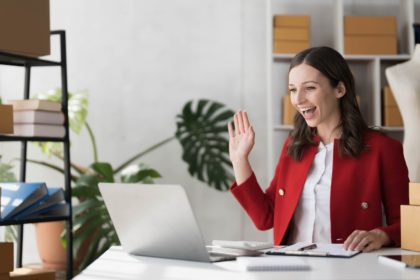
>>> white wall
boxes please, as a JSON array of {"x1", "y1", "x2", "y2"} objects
[{"x1": 0, "y1": 0, "x2": 269, "y2": 264}]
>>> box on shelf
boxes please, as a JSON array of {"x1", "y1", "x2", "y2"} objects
[
  {"x1": 10, "y1": 267, "x2": 55, "y2": 280},
  {"x1": 273, "y1": 15, "x2": 310, "y2": 54},
  {"x1": 344, "y1": 16, "x2": 397, "y2": 55},
  {"x1": 0, "y1": 0, "x2": 50, "y2": 57},
  {"x1": 382, "y1": 86, "x2": 403, "y2": 127},
  {"x1": 409, "y1": 182, "x2": 420, "y2": 206},
  {"x1": 282, "y1": 95, "x2": 296, "y2": 125},
  {"x1": 0, "y1": 242, "x2": 13, "y2": 274},
  {"x1": 0, "y1": 104, "x2": 14, "y2": 134},
  {"x1": 401, "y1": 205, "x2": 420, "y2": 251}
]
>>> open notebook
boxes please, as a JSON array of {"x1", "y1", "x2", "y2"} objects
[{"x1": 266, "y1": 242, "x2": 360, "y2": 258}]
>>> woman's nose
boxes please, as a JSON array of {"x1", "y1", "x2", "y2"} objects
[{"x1": 294, "y1": 89, "x2": 306, "y2": 104}]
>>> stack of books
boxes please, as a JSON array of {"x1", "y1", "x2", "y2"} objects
[
  {"x1": 0, "y1": 182, "x2": 69, "y2": 222},
  {"x1": 5, "y1": 99, "x2": 65, "y2": 138},
  {"x1": 273, "y1": 15, "x2": 310, "y2": 54}
]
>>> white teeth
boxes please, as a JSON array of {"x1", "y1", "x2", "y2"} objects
[{"x1": 300, "y1": 107, "x2": 315, "y2": 113}]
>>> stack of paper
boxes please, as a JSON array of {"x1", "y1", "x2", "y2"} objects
[{"x1": 236, "y1": 256, "x2": 311, "y2": 271}]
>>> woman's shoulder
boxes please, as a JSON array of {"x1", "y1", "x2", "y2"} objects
[{"x1": 363, "y1": 129, "x2": 402, "y2": 150}]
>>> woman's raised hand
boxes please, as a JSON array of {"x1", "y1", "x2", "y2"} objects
[
  {"x1": 228, "y1": 111, "x2": 255, "y2": 164},
  {"x1": 227, "y1": 111, "x2": 255, "y2": 184}
]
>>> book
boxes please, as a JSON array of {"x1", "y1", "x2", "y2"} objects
[
  {"x1": 13, "y1": 110, "x2": 65, "y2": 125},
  {"x1": 266, "y1": 242, "x2": 360, "y2": 258},
  {"x1": 12, "y1": 188, "x2": 66, "y2": 220},
  {"x1": 13, "y1": 124, "x2": 65, "y2": 138},
  {"x1": 378, "y1": 255, "x2": 420, "y2": 269},
  {"x1": 236, "y1": 256, "x2": 311, "y2": 271},
  {"x1": 5, "y1": 99, "x2": 62, "y2": 112},
  {"x1": 21, "y1": 202, "x2": 70, "y2": 220},
  {"x1": 0, "y1": 182, "x2": 48, "y2": 221}
]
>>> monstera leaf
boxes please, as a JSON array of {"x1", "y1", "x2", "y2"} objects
[{"x1": 176, "y1": 100, "x2": 234, "y2": 191}]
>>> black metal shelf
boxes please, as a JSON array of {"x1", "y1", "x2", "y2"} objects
[
  {"x1": 0, "y1": 52, "x2": 61, "y2": 67},
  {"x1": 0, "y1": 215, "x2": 70, "y2": 226},
  {"x1": 0, "y1": 30, "x2": 73, "y2": 280},
  {"x1": 0, "y1": 135, "x2": 66, "y2": 142}
]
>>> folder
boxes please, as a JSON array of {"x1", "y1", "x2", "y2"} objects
[{"x1": 266, "y1": 242, "x2": 360, "y2": 258}]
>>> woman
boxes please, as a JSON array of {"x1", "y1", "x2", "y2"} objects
[{"x1": 228, "y1": 46, "x2": 409, "y2": 252}]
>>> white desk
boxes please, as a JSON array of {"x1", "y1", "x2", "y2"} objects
[{"x1": 74, "y1": 246, "x2": 420, "y2": 280}]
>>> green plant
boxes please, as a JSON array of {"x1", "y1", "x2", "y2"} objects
[{"x1": 30, "y1": 89, "x2": 234, "y2": 272}]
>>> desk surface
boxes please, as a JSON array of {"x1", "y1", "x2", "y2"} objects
[{"x1": 74, "y1": 246, "x2": 420, "y2": 280}]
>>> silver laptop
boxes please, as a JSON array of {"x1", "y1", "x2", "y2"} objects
[{"x1": 98, "y1": 183, "x2": 235, "y2": 262}]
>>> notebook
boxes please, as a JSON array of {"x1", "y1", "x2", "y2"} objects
[
  {"x1": 236, "y1": 256, "x2": 311, "y2": 271},
  {"x1": 266, "y1": 242, "x2": 360, "y2": 258}
]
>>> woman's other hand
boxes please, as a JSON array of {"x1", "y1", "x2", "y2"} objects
[
  {"x1": 343, "y1": 229, "x2": 391, "y2": 252},
  {"x1": 228, "y1": 111, "x2": 255, "y2": 184}
]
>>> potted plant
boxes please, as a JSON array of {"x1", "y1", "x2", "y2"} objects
[{"x1": 29, "y1": 89, "x2": 234, "y2": 272}]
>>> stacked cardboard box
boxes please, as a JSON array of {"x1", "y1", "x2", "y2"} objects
[
  {"x1": 282, "y1": 95, "x2": 296, "y2": 125},
  {"x1": 382, "y1": 86, "x2": 403, "y2": 127},
  {"x1": 0, "y1": 243, "x2": 56, "y2": 280},
  {"x1": 0, "y1": 242, "x2": 13, "y2": 280},
  {"x1": 344, "y1": 16, "x2": 397, "y2": 55},
  {"x1": 273, "y1": 15, "x2": 310, "y2": 54},
  {"x1": 401, "y1": 183, "x2": 420, "y2": 251},
  {"x1": 0, "y1": 104, "x2": 14, "y2": 134},
  {"x1": 0, "y1": 0, "x2": 50, "y2": 57}
]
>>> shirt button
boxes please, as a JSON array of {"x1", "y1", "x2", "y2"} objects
[
  {"x1": 279, "y1": 188, "x2": 285, "y2": 196},
  {"x1": 361, "y1": 202, "x2": 369, "y2": 209}
]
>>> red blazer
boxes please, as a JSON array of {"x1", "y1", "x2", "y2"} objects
[{"x1": 231, "y1": 130, "x2": 409, "y2": 246}]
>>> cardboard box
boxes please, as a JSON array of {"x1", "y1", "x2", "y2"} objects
[
  {"x1": 384, "y1": 106, "x2": 403, "y2": 126},
  {"x1": 383, "y1": 86, "x2": 397, "y2": 107},
  {"x1": 344, "y1": 16, "x2": 397, "y2": 55},
  {"x1": 409, "y1": 182, "x2": 420, "y2": 206},
  {"x1": 344, "y1": 16, "x2": 396, "y2": 35},
  {"x1": 282, "y1": 95, "x2": 296, "y2": 125},
  {"x1": 274, "y1": 15, "x2": 309, "y2": 27},
  {"x1": 0, "y1": 104, "x2": 14, "y2": 134},
  {"x1": 0, "y1": 0, "x2": 50, "y2": 57},
  {"x1": 0, "y1": 243, "x2": 13, "y2": 273},
  {"x1": 274, "y1": 41, "x2": 309, "y2": 54},
  {"x1": 273, "y1": 27, "x2": 309, "y2": 41},
  {"x1": 401, "y1": 205, "x2": 420, "y2": 251},
  {"x1": 344, "y1": 35, "x2": 397, "y2": 55},
  {"x1": 0, "y1": 273, "x2": 10, "y2": 280},
  {"x1": 10, "y1": 268, "x2": 55, "y2": 280}
]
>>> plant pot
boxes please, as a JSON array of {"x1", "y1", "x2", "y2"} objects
[{"x1": 35, "y1": 221, "x2": 67, "y2": 270}]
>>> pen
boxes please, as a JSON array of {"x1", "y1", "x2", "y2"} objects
[{"x1": 298, "y1": 243, "x2": 317, "y2": 251}]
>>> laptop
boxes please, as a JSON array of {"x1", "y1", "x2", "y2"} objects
[{"x1": 98, "y1": 183, "x2": 237, "y2": 262}]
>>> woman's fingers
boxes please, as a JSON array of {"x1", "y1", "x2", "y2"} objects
[
  {"x1": 343, "y1": 230, "x2": 359, "y2": 250},
  {"x1": 233, "y1": 113, "x2": 240, "y2": 136},
  {"x1": 242, "y1": 111, "x2": 251, "y2": 132},
  {"x1": 237, "y1": 111, "x2": 245, "y2": 134},
  {"x1": 228, "y1": 121, "x2": 234, "y2": 139}
]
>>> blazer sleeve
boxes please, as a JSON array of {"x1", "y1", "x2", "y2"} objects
[
  {"x1": 376, "y1": 138, "x2": 409, "y2": 246},
  {"x1": 230, "y1": 139, "x2": 289, "y2": 231}
]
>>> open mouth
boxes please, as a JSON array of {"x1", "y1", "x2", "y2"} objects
[{"x1": 300, "y1": 106, "x2": 316, "y2": 119}]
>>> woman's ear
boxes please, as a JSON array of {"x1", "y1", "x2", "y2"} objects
[{"x1": 335, "y1": 81, "x2": 346, "y2": 99}]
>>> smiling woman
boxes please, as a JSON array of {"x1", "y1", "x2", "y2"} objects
[{"x1": 228, "y1": 46, "x2": 409, "y2": 253}]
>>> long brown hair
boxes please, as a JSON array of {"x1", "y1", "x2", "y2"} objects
[{"x1": 286, "y1": 46, "x2": 368, "y2": 161}]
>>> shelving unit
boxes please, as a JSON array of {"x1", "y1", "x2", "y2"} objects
[
  {"x1": 0, "y1": 31, "x2": 73, "y2": 279},
  {"x1": 266, "y1": 0, "x2": 418, "y2": 178}
]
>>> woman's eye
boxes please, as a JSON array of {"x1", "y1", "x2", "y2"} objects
[
  {"x1": 289, "y1": 88, "x2": 296, "y2": 94},
  {"x1": 306, "y1": 86, "x2": 316, "y2": 91}
]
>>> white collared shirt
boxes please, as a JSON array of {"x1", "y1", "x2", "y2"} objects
[{"x1": 288, "y1": 141, "x2": 334, "y2": 244}]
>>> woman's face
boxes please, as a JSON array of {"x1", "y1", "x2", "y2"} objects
[{"x1": 288, "y1": 63, "x2": 344, "y2": 129}]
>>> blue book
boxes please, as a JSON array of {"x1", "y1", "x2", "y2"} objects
[
  {"x1": 20, "y1": 202, "x2": 70, "y2": 220},
  {"x1": 12, "y1": 188, "x2": 66, "y2": 220},
  {"x1": 0, "y1": 182, "x2": 48, "y2": 221}
]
